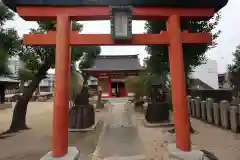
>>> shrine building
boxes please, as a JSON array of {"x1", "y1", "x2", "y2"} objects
[{"x1": 83, "y1": 55, "x2": 143, "y2": 98}]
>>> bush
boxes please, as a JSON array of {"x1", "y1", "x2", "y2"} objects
[{"x1": 125, "y1": 72, "x2": 170, "y2": 101}]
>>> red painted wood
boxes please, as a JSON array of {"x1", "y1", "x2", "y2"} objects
[
  {"x1": 16, "y1": 7, "x2": 214, "y2": 21},
  {"x1": 52, "y1": 14, "x2": 70, "y2": 157},
  {"x1": 167, "y1": 15, "x2": 191, "y2": 151},
  {"x1": 108, "y1": 77, "x2": 112, "y2": 98},
  {"x1": 23, "y1": 32, "x2": 212, "y2": 46},
  {"x1": 119, "y1": 85, "x2": 126, "y2": 97},
  {"x1": 84, "y1": 71, "x2": 139, "y2": 77}
]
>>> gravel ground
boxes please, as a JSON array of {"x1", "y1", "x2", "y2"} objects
[
  {"x1": 1, "y1": 101, "x2": 239, "y2": 160},
  {"x1": 131, "y1": 108, "x2": 240, "y2": 160},
  {"x1": 0, "y1": 102, "x2": 108, "y2": 160}
]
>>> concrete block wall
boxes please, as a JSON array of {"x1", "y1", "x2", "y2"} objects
[{"x1": 188, "y1": 96, "x2": 240, "y2": 133}]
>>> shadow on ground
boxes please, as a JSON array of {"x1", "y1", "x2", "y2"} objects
[
  {"x1": 0, "y1": 134, "x2": 16, "y2": 140},
  {"x1": 0, "y1": 121, "x2": 103, "y2": 160}
]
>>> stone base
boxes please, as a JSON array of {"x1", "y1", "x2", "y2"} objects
[
  {"x1": 167, "y1": 143, "x2": 204, "y2": 160},
  {"x1": 68, "y1": 120, "x2": 99, "y2": 132},
  {"x1": 40, "y1": 147, "x2": 80, "y2": 160},
  {"x1": 95, "y1": 109, "x2": 101, "y2": 112},
  {"x1": 143, "y1": 119, "x2": 174, "y2": 128},
  {"x1": 97, "y1": 155, "x2": 146, "y2": 160}
]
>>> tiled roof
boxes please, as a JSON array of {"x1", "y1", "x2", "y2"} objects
[
  {"x1": 83, "y1": 55, "x2": 142, "y2": 72},
  {"x1": 2, "y1": 0, "x2": 229, "y2": 12},
  {"x1": 0, "y1": 76, "x2": 20, "y2": 83}
]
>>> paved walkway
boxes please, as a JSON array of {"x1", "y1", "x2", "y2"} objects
[{"x1": 95, "y1": 101, "x2": 146, "y2": 160}]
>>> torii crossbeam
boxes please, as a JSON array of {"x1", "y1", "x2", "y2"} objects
[{"x1": 2, "y1": 0, "x2": 229, "y2": 159}]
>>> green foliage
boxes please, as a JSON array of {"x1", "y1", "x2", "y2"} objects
[
  {"x1": 0, "y1": 5, "x2": 21, "y2": 76},
  {"x1": 126, "y1": 71, "x2": 170, "y2": 100},
  {"x1": 0, "y1": 5, "x2": 14, "y2": 26},
  {"x1": 19, "y1": 21, "x2": 101, "y2": 82},
  {"x1": 229, "y1": 44, "x2": 240, "y2": 72},
  {"x1": 145, "y1": 13, "x2": 221, "y2": 74},
  {"x1": 78, "y1": 46, "x2": 102, "y2": 70},
  {"x1": 70, "y1": 70, "x2": 84, "y2": 101},
  {"x1": 18, "y1": 68, "x2": 35, "y2": 82},
  {"x1": 228, "y1": 44, "x2": 240, "y2": 90},
  {"x1": 130, "y1": 14, "x2": 221, "y2": 111},
  {"x1": 0, "y1": 48, "x2": 10, "y2": 75}
]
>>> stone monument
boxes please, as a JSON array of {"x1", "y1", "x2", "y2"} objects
[
  {"x1": 68, "y1": 73, "x2": 95, "y2": 130},
  {"x1": 145, "y1": 84, "x2": 170, "y2": 123}
]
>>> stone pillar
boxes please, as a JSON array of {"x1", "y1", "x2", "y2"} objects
[
  {"x1": 206, "y1": 98, "x2": 213, "y2": 123},
  {"x1": 230, "y1": 106, "x2": 239, "y2": 133},
  {"x1": 201, "y1": 101, "x2": 207, "y2": 121},
  {"x1": 190, "y1": 99, "x2": 196, "y2": 117},
  {"x1": 108, "y1": 77, "x2": 112, "y2": 98},
  {"x1": 213, "y1": 103, "x2": 221, "y2": 126},
  {"x1": 195, "y1": 97, "x2": 201, "y2": 118},
  {"x1": 187, "y1": 96, "x2": 192, "y2": 115},
  {"x1": 220, "y1": 100, "x2": 230, "y2": 129}
]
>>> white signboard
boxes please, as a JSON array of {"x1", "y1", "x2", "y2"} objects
[{"x1": 114, "y1": 12, "x2": 128, "y2": 37}]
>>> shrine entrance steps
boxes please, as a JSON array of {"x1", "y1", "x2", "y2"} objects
[{"x1": 93, "y1": 101, "x2": 146, "y2": 160}]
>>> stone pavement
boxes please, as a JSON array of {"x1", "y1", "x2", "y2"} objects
[{"x1": 95, "y1": 101, "x2": 146, "y2": 160}]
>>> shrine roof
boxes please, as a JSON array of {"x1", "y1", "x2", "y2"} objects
[
  {"x1": 0, "y1": 76, "x2": 20, "y2": 84},
  {"x1": 83, "y1": 55, "x2": 143, "y2": 72},
  {"x1": 2, "y1": 0, "x2": 229, "y2": 12}
]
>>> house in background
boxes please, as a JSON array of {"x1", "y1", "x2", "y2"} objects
[
  {"x1": 87, "y1": 76, "x2": 98, "y2": 86},
  {"x1": 218, "y1": 72, "x2": 232, "y2": 89},
  {"x1": 83, "y1": 55, "x2": 143, "y2": 97},
  {"x1": 38, "y1": 74, "x2": 54, "y2": 93},
  {"x1": 7, "y1": 56, "x2": 222, "y2": 95},
  {"x1": 189, "y1": 59, "x2": 219, "y2": 89},
  {"x1": 8, "y1": 58, "x2": 21, "y2": 78}
]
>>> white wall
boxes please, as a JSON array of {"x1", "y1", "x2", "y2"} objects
[
  {"x1": 39, "y1": 74, "x2": 54, "y2": 87},
  {"x1": 190, "y1": 59, "x2": 219, "y2": 89}
]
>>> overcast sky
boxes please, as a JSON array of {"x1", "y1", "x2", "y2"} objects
[{"x1": 3, "y1": 0, "x2": 240, "y2": 73}]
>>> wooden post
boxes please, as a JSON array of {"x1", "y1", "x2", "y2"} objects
[
  {"x1": 52, "y1": 14, "x2": 70, "y2": 157},
  {"x1": 125, "y1": 83, "x2": 128, "y2": 97},
  {"x1": 108, "y1": 77, "x2": 112, "y2": 97},
  {"x1": 167, "y1": 15, "x2": 191, "y2": 151}
]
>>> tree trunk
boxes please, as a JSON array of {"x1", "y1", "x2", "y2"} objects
[
  {"x1": 19, "y1": 81, "x2": 25, "y2": 93},
  {"x1": 0, "y1": 84, "x2": 5, "y2": 104},
  {"x1": 4, "y1": 54, "x2": 54, "y2": 134},
  {"x1": 96, "y1": 86, "x2": 103, "y2": 109},
  {"x1": 35, "y1": 86, "x2": 40, "y2": 96}
]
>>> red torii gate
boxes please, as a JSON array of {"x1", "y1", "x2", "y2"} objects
[{"x1": 17, "y1": 6, "x2": 213, "y2": 158}]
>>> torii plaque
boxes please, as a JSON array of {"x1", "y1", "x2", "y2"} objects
[{"x1": 2, "y1": 0, "x2": 229, "y2": 159}]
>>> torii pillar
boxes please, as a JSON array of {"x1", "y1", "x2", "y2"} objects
[
  {"x1": 52, "y1": 14, "x2": 70, "y2": 157},
  {"x1": 167, "y1": 15, "x2": 191, "y2": 151}
]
